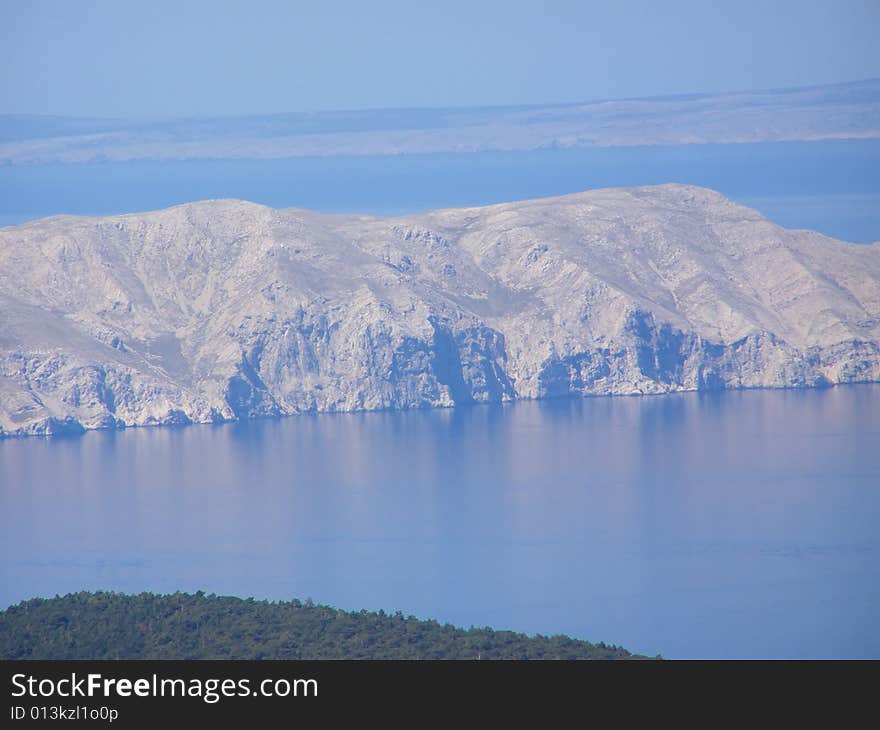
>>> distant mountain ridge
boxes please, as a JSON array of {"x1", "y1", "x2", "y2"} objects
[
  {"x1": 1, "y1": 79, "x2": 878, "y2": 165},
  {"x1": 1, "y1": 184, "x2": 879, "y2": 437}
]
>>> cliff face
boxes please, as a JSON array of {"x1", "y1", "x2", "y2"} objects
[{"x1": 2, "y1": 184, "x2": 879, "y2": 437}]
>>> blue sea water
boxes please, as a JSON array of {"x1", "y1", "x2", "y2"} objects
[
  {"x1": 2, "y1": 385, "x2": 879, "y2": 659},
  {"x1": 1, "y1": 139, "x2": 879, "y2": 658},
  {"x1": 1, "y1": 139, "x2": 879, "y2": 241}
]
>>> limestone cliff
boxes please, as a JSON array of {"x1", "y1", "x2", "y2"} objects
[{"x1": 2, "y1": 185, "x2": 878, "y2": 436}]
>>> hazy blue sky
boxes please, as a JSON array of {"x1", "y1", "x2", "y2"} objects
[{"x1": 2, "y1": 0, "x2": 878, "y2": 118}]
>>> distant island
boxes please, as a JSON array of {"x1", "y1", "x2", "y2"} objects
[
  {"x1": 1, "y1": 79, "x2": 878, "y2": 165},
  {"x1": 0, "y1": 592, "x2": 642, "y2": 660},
  {"x1": 2, "y1": 184, "x2": 879, "y2": 437}
]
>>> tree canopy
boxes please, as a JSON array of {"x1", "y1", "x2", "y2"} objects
[{"x1": 1, "y1": 591, "x2": 643, "y2": 660}]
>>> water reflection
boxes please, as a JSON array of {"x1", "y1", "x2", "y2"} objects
[{"x1": 1, "y1": 385, "x2": 878, "y2": 658}]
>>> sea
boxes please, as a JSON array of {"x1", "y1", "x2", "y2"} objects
[
  {"x1": 1, "y1": 139, "x2": 879, "y2": 659},
  {"x1": 1, "y1": 139, "x2": 879, "y2": 242}
]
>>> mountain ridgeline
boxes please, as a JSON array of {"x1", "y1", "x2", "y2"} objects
[
  {"x1": 0, "y1": 592, "x2": 639, "y2": 660},
  {"x1": 1, "y1": 184, "x2": 879, "y2": 437},
  {"x1": 2, "y1": 79, "x2": 878, "y2": 164}
]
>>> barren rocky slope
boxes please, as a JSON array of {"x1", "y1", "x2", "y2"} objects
[{"x1": 1, "y1": 184, "x2": 878, "y2": 437}]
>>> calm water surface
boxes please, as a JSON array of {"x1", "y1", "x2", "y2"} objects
[
  {"x1": 2, "y1": 140, "x2": 879, "y2": 241},
  {"x1": 2, "y1": 385, "x2": 879, "y2": 658}
]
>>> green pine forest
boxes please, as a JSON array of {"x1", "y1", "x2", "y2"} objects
[{"x1": 0, "y1": 591, "x2": 648, "y2": 660}]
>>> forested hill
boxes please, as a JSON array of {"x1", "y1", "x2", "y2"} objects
[{"x1": 0, "y1": 592, "x2": 642, "y2": 660}]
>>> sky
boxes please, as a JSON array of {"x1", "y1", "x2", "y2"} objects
[{"x1": 1, "y1": 0, "x2": 879, "y2": 118}]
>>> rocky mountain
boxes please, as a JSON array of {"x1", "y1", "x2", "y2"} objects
[{"x1": 1, "y1": 184, "x2": 878, "y2": 437}]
